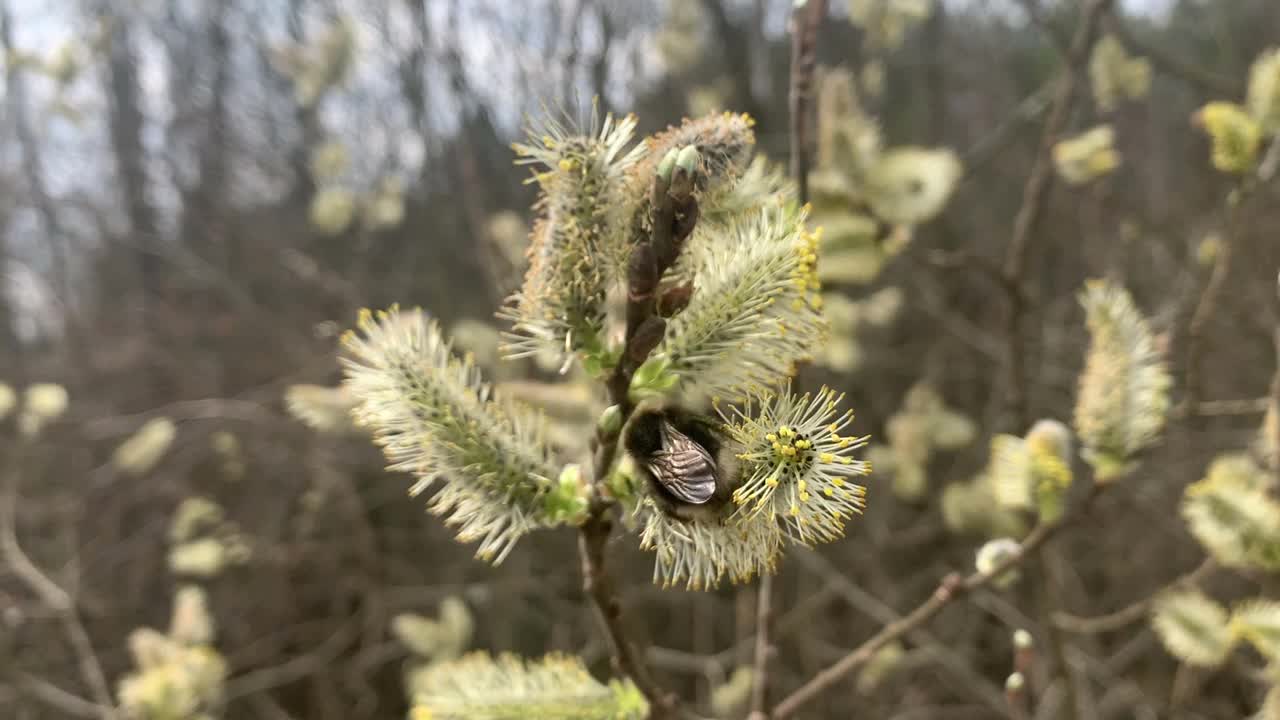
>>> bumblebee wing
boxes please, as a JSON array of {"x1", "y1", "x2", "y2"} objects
[{"x1": 647, "y1": 420, "x2": 717, "y2": 505}]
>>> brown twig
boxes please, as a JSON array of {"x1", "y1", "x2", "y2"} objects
[
  {"x1": 13, "y1": 673, "x2": 106, "y2": 719},
  {"x1": 578, "y1": 157, "x2": 701, "y2": 720},
  {"x1": 1187, "y1": 397, "x2": 1272, "y2": 416},
  {"x1": 1, "y1": 442, "x2": 116, "y2": 717},
  {"x1": 795, "y1": 551, "x2": 1011, "y2": 717},
  {"x1": 746, "y1": 6, "x2": 827, "y2": 715},
  {"x1": 1011, "y1": 0, "x2": 1071, "y2": 58},
  {"x1": 788, "y1": 0, "x2": 826, "y2": 206},
  {"x1": 1182, "y1": 189, "x2": 1249, "y2": 417},
  {"x1": 746, "y1": 572, "x2": 773, "y2": 720},
  {"x1": 1051, "y1": 558, "x2": 1216, "y2": 635},
  {"x1": 1272, "y1": 312, "x2": 1280, "y2": 487},
  {"x1": 1006, "y1": 672, "x2": 1031, "y2": 720},
  {"x1": 1001, "y1": 0, "x2": 1112, "y2": 432},
  {"x1": 1104, "y1": 9, "x2": 1242, "y2": 98},
  {"x1": 998, "y1": 10, "x2": 1110, "y2": 704},
  {"x1": 769, "y1": 484, "x2": 1105, "y2": 719}
]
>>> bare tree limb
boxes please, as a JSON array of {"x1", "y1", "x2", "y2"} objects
[
  {"x1": 1001, "y1": 0, "x2": 1112, "y2": 431},
  {"x1": 745, "y1": 572, "x2": 773, "y2": 720},
  {"x1": 1052, "y1": 559, "x2": 1216, "y2": 635},
  {"x1": 1182, "y1": 185, "x2": 1255, "y2": 417},
  {"x1": 770, "y1": 484, "x2": 1106, "y2": 719},
  {"x1": 1104, "y1": 9, "x2": 1242, "y2": 98},
  {"x1": 1, "y1": 442, "x2": 116, "y2": 717},
  {"x1": 788, "y1": 0, "x2": 827, "y2": 206}
]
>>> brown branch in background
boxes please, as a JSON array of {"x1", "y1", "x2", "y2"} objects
[
  {"x1": 0, "y1": 4, "x2": 86, "y2": 372},
  {"x1": 1, "y1": 443, "x2": 116, "y2": 717},
  {"x1": 1001, "y1": 0, "x2": 1111, "y2": 431},
  {"x1": 1011, "y1": 0, "x2": 1071, "y2": 59},
  {"x1": 795, "y1": 552, "x2": 1011, "y2": 717},
  {"x1": 579, "y1": 159, "x2": 701, "y2": 720},
  {"x1": 1188, "y1": 396, "x2": 1272, "y2": 416},
  {"x1": 959, "y1": 86, "x2": 1053, "y2": 181},
  {"x1": 998, "y1": 6, "x2": 1111, "y2": 715},
  {"x1": 1182, "y1": 186, "x2": 1253, "y2": 417},
  {"x1": 1006, "y1": 671, "x2": 1031, "y2": 720},
  {"x1": 788, "y1": 0, "x2": 827, "y2": 206},
  {"x1": 1104, "y1": 9, "x2": 1242, "y2": 98},
  {"x1": 1271, "y1": 273, "x2": 1280, "y2": 486},
  {"x1": 747, "y1": 5, "x2": 827, "y2": 715},
  {"x1": 1051, "y1": 558, "x2": 1216, "y2": 635},
  {"x1": 745, "y1": 573, "x2": 773, "y2": 720},
  {"x1": 770, "y1": 484, "x2": 1106, "y2": 719}
]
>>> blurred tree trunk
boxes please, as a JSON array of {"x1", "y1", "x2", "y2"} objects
[
  {"x1": 924, "y1": 2, "x2": 948, "y2": 145},
  {"x1": 442, "y1": 0, "x2": 503, "y2": 306},
  {"x1": 591, "y1": 0, "x2": 613, "y2": 115},
  {"x1": 287, "y1": 0, "x2": 320, "y2": 207},
  {"x1": 697, "y1": 0, "x2": 764, "y2": 123},
  {"x1": 102, "y1": 5, "x2": 164, "y2": 399},
  {"x1": 400, "y1": 0, "x2": 434, "y2": 186},
  {"x1": 0, "y1": 205, "x2": 20, "y2": 380},
  {"x1": 1, "y1": 3, "x2": 84, "y2": 374},
  {"x1": 103, "y1": 11, "x2": 159, "y2": 326},
  {"x1": 749, "y1": 0, "x2": 773, "y2": 107},
  {"x1": 563, "y1": 0, "x2": 587, "y2": 108}
]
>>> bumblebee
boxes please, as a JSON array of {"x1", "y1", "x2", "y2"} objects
[{"x1": 623, "y1": 403, "x2": 736, "y2": 522}]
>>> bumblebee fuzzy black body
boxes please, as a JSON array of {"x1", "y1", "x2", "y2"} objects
[{"x1": 623, "y1": 404, "x2": 736, "y2": 522}]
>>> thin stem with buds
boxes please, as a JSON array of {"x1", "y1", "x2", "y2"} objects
[
  {"x1": 1001, "y1": 0, "x2": 1112, "y2": 431},
  {"x1": 770, "y1": 484, "x2": 1106, "y2": 719},
  {"x1": 578, "y1": 158, "x2": 702, "y2": 720}
]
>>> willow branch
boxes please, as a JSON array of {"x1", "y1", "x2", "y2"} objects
[
  {"x1": 1, "y1": 444, "x2": 115, "y2": 717},
  {"x1": 746, "y1": 6, "x2": 827, "y2": 714},
  {"x1": 993, "y1": 14, "x2": 1112, "y2": 705},
  {"x1": 1104, "y1": 9, "x2": 1241, "y2": 98},
  {"x1": 1001, "y1": 0, "x2": 1111, "y2": 430},
  {"x1": 788, "y1": 0, "x2": 826, "y2": 205},
  {"x1": 770, "y1": 485, "x2": 1105, "y2": 719},
  {"x1": 1182, "y1": 183, "x2": 1257, "y2": 417},
  {"x1": 1051, "y1": 558, "x2": 1216, "y2": 635},
  {"x1": 746, "y1": 573, "x2": 773, "y2": 720},
  {"x1": 579, "y1": 162, "x2": 701, "y2": 720}
]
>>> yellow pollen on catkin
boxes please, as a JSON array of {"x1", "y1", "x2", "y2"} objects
[
  {"x1": 558, "y1": 158, "x2": 574, "y2": 172},
  {"x1": 800, "y1": 492, "x2": 811, "y2": 502},
  {"x1": 820, "y1": 453, "x2": 835, "y2": 463},
  {"x1": 789, "y1": 504, "x2": 800, "y2": 517},
  {"x1": 798, "y1": 479, "x2": 807, "y2": 492},
  {"x1": 824, "y1": 487, "x2": 835, "y2": 497},
  {"x1": 779, "y1": 427, "x2": 794, "y2": 438},
  {"x1": 765, "y1": 475, "x2": 779, "y2": 488},
  {"x1": 832, "y1": 477, "x2": 845, "y2": 487},
  {"x1": 766, "y1": 434, "x2": 777, "y2": 442}
]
